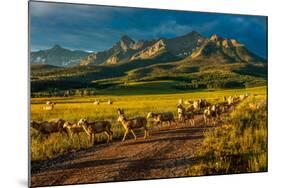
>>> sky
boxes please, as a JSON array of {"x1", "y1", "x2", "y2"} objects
[{"x1": 30, "y1": 1, "x2": 267, "y2": 58}]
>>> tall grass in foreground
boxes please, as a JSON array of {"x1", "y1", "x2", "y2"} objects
[{"x1": 186, "y1": 96, "x2": 267, "y2": 175}]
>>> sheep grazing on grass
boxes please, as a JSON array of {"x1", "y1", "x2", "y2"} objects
[
  {"x1": 147, "y1": 111, "x2": 175, "y2": 127},
  {"x1": 63, "y1": 121, "x2": 84, "y2": 144},
  {"x1": 43, "y1": 101, "x2": 56, "y2": 111},
  {"x1": 43, "y1": 104, "x2": 55, "y2": 111},
  {"x1": 107, "y1": 100, "x2": 113, "y2": 105},
  {"x1": 46, "y1": 101, "x2": 55, "y2": 105},
  {"x1": 93, "y1": 100, "x2": 100, "y2": 105},
  {"x1": 77, "y1": 118, "x2": 113, "y2": 146},
  {"x1": 117, "y1": 108, "x2": 149, "y2": 142},
  {"x1": 30, "y1": 118, "x2": 67, "y2": 138},
  {"x1": 177, "y1": 104, "x2": 195, "y2": 126}
]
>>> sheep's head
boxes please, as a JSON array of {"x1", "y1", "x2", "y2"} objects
[
  {"x1": 177, "y1": 104, "x2": 184, "y2": 109},
  {"x1": 77, "y1": 118, "x2": 87, "y2": 126},
  {"x1": 117, "y1": 114, "x2": 125, "y2": 122},
  {"x1": 147, "y1": 112, "x2": 154, "y2": 119},
  {"x1": 63, "y1": 122, "x2": 70, "y2": 129},
  {"x1": 30, "y1": 120, "x2": 39, "y2": 130},
  {"x1": 117, "y1": 108, "x2": 124, "y2": 115}
]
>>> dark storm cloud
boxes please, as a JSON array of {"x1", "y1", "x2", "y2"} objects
[{"x1": 30, "y1": 1, "x2": 267, "y2": 57}]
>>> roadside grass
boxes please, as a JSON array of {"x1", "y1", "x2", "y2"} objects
[
  {"x1": 30, "y1": 86, "x2": 266, "y2": 161},
  {"x1": 186, "y1": 95, "x2": 267, "y2": 175}
]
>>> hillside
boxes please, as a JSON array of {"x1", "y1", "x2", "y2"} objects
[{"x1": 30, "y1": 32, "x2": 267, "y2": 94}]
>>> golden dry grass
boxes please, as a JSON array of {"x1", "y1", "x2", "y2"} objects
[{"x1": 30, "y1": 86, "x2": 266, "y2": 161}]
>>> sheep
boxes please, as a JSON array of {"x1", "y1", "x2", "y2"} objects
[
  {"x1": 93, "y1": 100, "x2": 100, "y2": 105},
  {"x1": 177, "y1": 104, "x2": 195, "y2": 126},
  {"x1": 204, "y1": 104, "x2": 225, "y2": 125},
  {"x1": 188, "y1": 98, "x2": 211, "y2": 112},
  {"x1": 77, "y1": 118, "x2": 113, "y2": 146},
  {"x1": 43, "y1": 103, "x2": 55, "y2": 111},
  {"x1": 217, "y1": 101, "x2": 230, "y2": 113},
  {"x1": 239, "y1": 94, "x2": 249, "y2": 101},
  {"x1": 43, "y1": 101, "x2": 56, "y2": 111},
  {"x1": 203, "y1": 106, "x2": 217, "y2": 125},
  {"x1": 147, "y1": 111, "x2": 175, "y2": 127},
  {"x1": 63, "y1": 121, "x2": 84, "y2": 144},
  {"x1": 227, "y1": 96, "x2": 234, "y2": 105},
  {"x1": 117, "y1": 108, "x2": 149, "y2": 141},
  {"x1": 30, "y1": 118, "x2": 67, "y2": 138},
  {"x1": 199, "y1": 99, "x2": 211, "y2": 109},
  {"x1": 107, "y1": 100, "x2": 113, "y2": 105},
  {"x1": 46, "y1": 101, "x2": 55, "y2": 105},
  {"x1": 178, "y1": 98, "x2": 183, "y2": 105}
]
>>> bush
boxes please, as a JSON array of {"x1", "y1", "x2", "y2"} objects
[{"x1": 186, "y1": 96, "x2": 267, "y2": 176}]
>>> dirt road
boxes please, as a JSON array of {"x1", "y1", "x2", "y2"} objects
[{"x1": 31, "y1": 120, "x2": 213, "y2": 187}]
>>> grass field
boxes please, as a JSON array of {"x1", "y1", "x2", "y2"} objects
[
  {"x1": 186, "y1": 94, "x2": 267, "y2": 175},
  {"x1": 30, "y1": 86, "x2": 266, "y2": 161}
]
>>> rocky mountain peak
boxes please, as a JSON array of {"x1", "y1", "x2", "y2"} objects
[
  {"x1": 119, "y1": 35, "x2": 135, "y2": 52},
  {"x1": 51, "y1": 44, "x2": 63, "y2": 50},
  {"x1": 210, "y1": 34, "x2": 222, "y2": 41}
]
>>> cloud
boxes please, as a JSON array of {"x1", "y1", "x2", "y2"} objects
[{"x1": 30, "y1": 1, "x2": 267, "y2": 57}]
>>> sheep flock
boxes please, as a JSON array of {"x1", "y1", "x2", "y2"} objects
[{"x1": 31, "y1": 94, "x2": 250, "y2": 146}]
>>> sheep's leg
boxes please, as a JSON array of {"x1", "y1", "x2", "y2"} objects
[
  {"x1": 189, "y1": 119, "x2": 192, "y2": 126},
  {"x1": 92, "y1": 134, "x2": 95, "y2": 146},
  {"x1": 204, "y1": 115, "x2": 207, "y2": 125},
  {"x1": 146, "y1": 129, "x2": 149, "y2": 137},
  {"x1": 105, "y1": 131, "x2": 110, "y2": 143},
  {"x1": 144, "y1": 128, "x2": 148, "y2": 139},
  {"x1": 109, "y1": 130, "x2": 113, "y2": 141},
  {"x1": 89, "y1": 134, "x2": 93, "y2": 146},
  {"x1": 122, "y1": 130, "x2": 128, "y2": 142},
  {"x1": 131, "y1": 130, "x2": 137, "y2": 140},
  {"x1": 157, "y1": 121, "x2": 161, "y2": 128},
  {"x1": 77, "y1": 134, "x2": 81, "y2": 146},
  {"x1": 144, "y1": 130, "x2": 147, "y2": 139}
]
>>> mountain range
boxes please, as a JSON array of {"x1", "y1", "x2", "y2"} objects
[
  {"x1": 30, "y1": 45, "x2": 90, "y2": 67},
  {"x1": 30, "y1": 31, "x2": 267, "y2": 94},
  {"x1": 31, "y1": 31, "x2": 265, "y2": 67}
]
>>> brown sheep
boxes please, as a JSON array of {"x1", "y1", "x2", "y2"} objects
[
  {"x1": 63, "y1": 121, "x2": 84, "y2": 144},
  {"x1": 117, "y1": 108, "x2": 149, "y2": 141},
  {"x1": 77, "y1": 118, "x2": 113, "y2": 146},
  {"x1": 177, "y1": 104, "x2": 195, "y2": 126},
  {"x1": 30, "y1": 118, "x2": 67, "y2": 138},
  {"x1": 147, "y1": 112, "x2": 175, "y2": 127}
]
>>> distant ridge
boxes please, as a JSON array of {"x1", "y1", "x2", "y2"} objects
[{"x1": 30, "y1": 45, "x2": 90, "y2": 67}]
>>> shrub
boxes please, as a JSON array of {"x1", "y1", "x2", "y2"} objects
[{"x1": 187, "y1": 96, "x2": 267, "y2": 176}]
